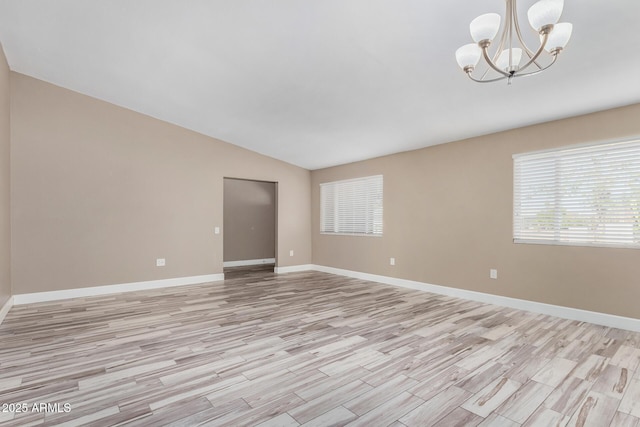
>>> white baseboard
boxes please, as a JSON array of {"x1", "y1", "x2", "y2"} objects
[
  {"x1": 0, "y1": 296, "x2": 14, "y2": 326},
  {"x1": 311, "y1": 265, "x2": 640, "y2": 333},
  {"x1": 13, "y1": 274, "x2": 225, "y2": 305},
  {"x1": 223, "y1": 258, "x2": 276, "y2": 268},
  {"x1": 274, "y1": 264, "x2": 314, "y2": 274},
  {"x1": 10, "y1": 263, "x2": 640, "y2": 332}
]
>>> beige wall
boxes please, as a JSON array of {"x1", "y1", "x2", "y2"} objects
[
  {"x1": 224, "y1": 178, "x2": 276, "y2": 262},
  {"x1": 0, "y1": 45, "x2": 10, "y2": 307},
  {"x1": 312, "y1": 103, "x2": 640, "y2": 319},
  {"x1": 7, "y1": 65, "x2": 640, "y2": 320},
  {"x1": 10, "y1": 73, "x2": 311, "y2": 294}
]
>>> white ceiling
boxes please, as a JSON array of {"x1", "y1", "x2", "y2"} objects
[{"x1": 1, "y1": 1, "x2": 639, "y2": 170}]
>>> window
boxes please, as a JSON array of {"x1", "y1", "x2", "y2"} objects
[
  {"x1": 513, "y1": 138, "x2": 640, "y2": 248},
  {"x1": 320, "y1": 175, "x2": 383, "y2": 236}
]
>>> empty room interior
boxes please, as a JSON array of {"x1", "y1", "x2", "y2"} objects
[{"x1": 1, "y1": 1, "x2": 640, "y2": 426}]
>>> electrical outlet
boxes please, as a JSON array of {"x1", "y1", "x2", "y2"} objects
[
  {"x1": 390, "y1": 257, "x2": 395, "y2": 266},
  {"x1": 490, "y1": 269, "x2": 498, "y2": 279},
  {"x1": 214, "y1": 227, "x2": 220, "y2": 235},
  {"x1": 156, "y1": 258, "x2": 166, "y2": 267},
  {"x1": 289, "y1": 250, "x2": 294, "y2": 257}
]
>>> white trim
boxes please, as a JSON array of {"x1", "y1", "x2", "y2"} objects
[
  {"x1": 319, "y1": 174, "x2": 384, "y2": 186},
  {"x1": 514, "y1": 238, "x2": 640, "y2": 251},
  {"x1": 274, "y1": 264, "x2": 314, "y2": 274},
  {"x1": 311, "y1": 265, "x2": 640, "y2": 333},
  {"x1": 223, "y1": 258, "x2": 276, "y2": 268},
  {"x1": 319, "y1": 232, "x2": 383, "y2": 238},
  {"x1": 10, "y1": 264, "x2": 639, "y2": 332},
  {"x1": 0, "y1": 296, "x2": 14, "y2": 326},
  {"x1": 13, "y1": 274, "x2": 225, "y2": 305},
  {"x1": 512, "y1": 136, "x2": 640, "y2": 159}
]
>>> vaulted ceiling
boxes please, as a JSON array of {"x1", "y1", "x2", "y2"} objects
[{"x1": 1, "y1": 0, "x2": 639, "y2": 169}]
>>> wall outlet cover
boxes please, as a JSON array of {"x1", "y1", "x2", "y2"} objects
[{"x1": 156, "y1": 258, "x2": 166, "y2": 267}]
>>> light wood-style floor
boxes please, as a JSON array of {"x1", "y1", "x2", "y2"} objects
[{"x1": 1, "y1": 270, "x2": 640, "y2": 426}]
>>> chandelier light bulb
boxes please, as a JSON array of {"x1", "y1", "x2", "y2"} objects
[
  {"x1": 456, "y1": 44, "x2": 482, "y2": 70},
  {"x1": 496, "y1": 48, "x2": 523, "y2": 72},
  {"x1": 528, "y1": 0, "x2": 564, "y2": 32},
  {"x1": 543, "y1": 22, "x2": 573, "y2": 52},
  {"x1": 470, "y1": 13, "x2": 501, "y2": 43}
]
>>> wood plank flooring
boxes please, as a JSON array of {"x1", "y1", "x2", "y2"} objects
[{"x1": 1, "y1": 270, "x2": 640, "y2": 426}]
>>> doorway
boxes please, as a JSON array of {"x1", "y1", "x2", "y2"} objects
[{"x1": 223, "y1": 178, "x2": 277, "y2": 277}]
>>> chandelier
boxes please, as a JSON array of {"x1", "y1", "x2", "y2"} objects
[{"x1": 455, "y1": 0, "x2": 572, "y2": 83}]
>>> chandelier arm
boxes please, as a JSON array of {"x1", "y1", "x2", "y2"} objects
[
  {"x1": 512, "y1": 3, "x2": 544, "y2": 70},
  {"x1": 492, "y1": 26, "x2": 508, "y2": 64},
  {"x1": 491, "y1": 0, "x2": 511, "y2": 63},
  {"x1": 480, "y1": 32, "x2": 508, "y2": 80},
  {"x1": 480, "y1": 0, "x2": 510, "y2": 80},
  {"x1": 482, "y1": 46, "x2": 510, "y2": 77},
  {"x1": 467, "y1": 72, "x2": 508, "y2": 83},
  {"x1": 514, "y1": 53, "x2": 558, "y2": 77},
  {"x1": 516, "y1": 31, "x2": 550, "y2": 74}
]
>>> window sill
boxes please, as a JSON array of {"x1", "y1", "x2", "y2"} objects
[{"x1": 513, "y1": 238, "x2": 640, "y2": 250}]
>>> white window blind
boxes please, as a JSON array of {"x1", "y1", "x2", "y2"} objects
[
  {"x1": 320, "y1": 175, "x2": 383, "y2": 236},
  {"x1": 513, "y1": 138, "x2": 640, "y2": 248}
]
